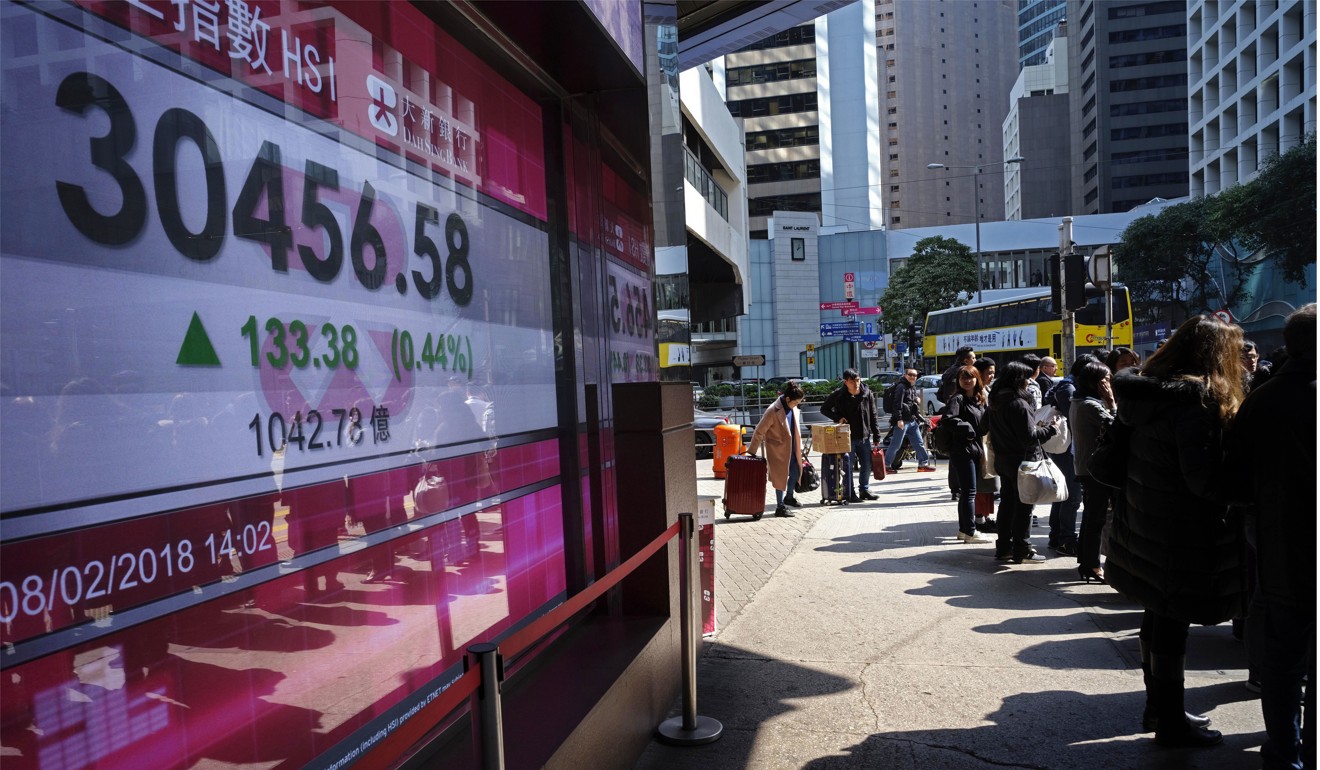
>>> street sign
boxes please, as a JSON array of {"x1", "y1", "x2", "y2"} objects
[
  {"x1": 820, "y1": 301, "x2": 858, "y2": 311},
  {"x1": 860, "y1": 349, "x2": 879, "y2": 359},
  {"x1": 862, "y1": 340, "x2": 879, "y2": 349},
  {"x1": 896, "y1": 342, "x2": 907, "y2": 354},
  {"x1": 820, "y1": 322, "x2": 860, "y2": 334},
  {"x1": 842, "y1": 334, "x2": 882, "y2": 343},
  {"x1": 848, "y1": 306, "x2": 881, "y2": 316},
  {"x1": 806, "y1": 355, "x2": 815, "y2": 366},
  {"x1": 732, "y1": 354, "x2": 766, "y2": 366},
  {"x1": 1213, "y1": 308, "x2": 1234, "y2": 324},
  {"x1": 805, "y1": 344, "x2": 815, "y2": 352}
]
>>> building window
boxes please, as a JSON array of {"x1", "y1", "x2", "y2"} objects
[
  {"x1": 791, "y1": 238, "x2": 806, "y2": 261},
  {"x1": 891, "y1": 216, "x2": 901, "y2": 224}
]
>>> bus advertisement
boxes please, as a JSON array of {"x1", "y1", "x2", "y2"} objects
[{"x1": 922, "y1": 287, "x2": 1133, "y2": 372}]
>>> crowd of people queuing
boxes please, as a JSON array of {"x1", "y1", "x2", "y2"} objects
[{"x1": 743, "y1": 304, "x2": 1314, "y2": 766}]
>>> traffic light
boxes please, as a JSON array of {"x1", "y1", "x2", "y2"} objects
[
  {"x1": 906, "y1": 321, "x2": 917, "y2": 352},
  {"x1": 1049, "y1": 252, "x2": 1088, "y2": 312},
  {"x1": 1064, "y1": 251, "x2": 1086, "y2": 310},
  {"x1": 1049, "y1": 253, "x2": 1061, "y2": 311}
]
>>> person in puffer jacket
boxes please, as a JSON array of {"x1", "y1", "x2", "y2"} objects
[
  {"x1": 986, "y1": 360, "x2": 1059, "y2": 564},
  {"x1": 1107, "y1": 314, "x2": 1247, "y2": 749}
]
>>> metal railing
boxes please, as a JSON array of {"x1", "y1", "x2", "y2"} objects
[{"x1": 355, "y1": 513, "x2": 720, "y2": 770}]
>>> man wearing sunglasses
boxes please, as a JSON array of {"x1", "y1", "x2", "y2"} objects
[{"x1": 884, "y1": 368, "x2": 936, "y2": 473}]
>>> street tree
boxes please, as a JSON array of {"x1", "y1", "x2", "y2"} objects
[
  {"x1": 1231, "y1": 134, "x2": 1316, "y2": 286},
  {"x1": 1116, "y1": 197, "x2": 1231, "y2": 324},
  {"x1": 878, "y1": 235, "x2": 976, "y2": 336}
]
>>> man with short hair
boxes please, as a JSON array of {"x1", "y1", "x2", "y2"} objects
[
  {"x1": 821, "y1": 369, "x2": 883, "y2": 501},
  {"x1": 938, "y1": 345, "x2": 977, "y2": 402},
  {"x1": 1228, "y1": 304, "x2": 1316, "y2": 770},
  {"x1": 883, "y1": 368, "x2": 935, "y2": 473}
]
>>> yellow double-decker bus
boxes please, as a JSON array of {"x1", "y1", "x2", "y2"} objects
[{"x1": 922, "y1": 286, "x2": 1133, "y2": 372}]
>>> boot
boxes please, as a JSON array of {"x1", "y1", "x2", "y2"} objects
[
  {"x1": 1149, "y1": 653, "x2": 1222, "y2": 747},
  {"x1": 1139, "y1": 641, "x2": 1211, "y2": 732}
]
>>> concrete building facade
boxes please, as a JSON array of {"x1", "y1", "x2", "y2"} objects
[
  {"x1": 722, "y1": 0, "x2": 885, "y2": 239},
  {"x1": 879, "y1": 0, "x2": 1020, "y2": 231},
  {"x1": 1067, "y1": 0, "x2": 1192, "y2": 215},
  {"x1": 1004, "y1": 24, "x2": 1074, "y2": 220},
  {"x1": 1187, "y1": 0, "x2": 1317, "y2": 196}
]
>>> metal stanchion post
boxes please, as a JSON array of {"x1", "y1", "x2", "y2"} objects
[
  {"x1": 657, "y1": 512, "x2": 723, "y2": 745},
  {"x1": 468, "y1": 643, "x2": 505, "y2": 770}
]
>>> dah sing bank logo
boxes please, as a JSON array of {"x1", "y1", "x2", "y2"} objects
[{"x1": 366, "y1": 74, "x2": 398, "y2": 136}]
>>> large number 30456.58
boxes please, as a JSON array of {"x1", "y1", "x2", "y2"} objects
[{"x1": 53, "y1": 71, "x2": 472, "y2": 306}]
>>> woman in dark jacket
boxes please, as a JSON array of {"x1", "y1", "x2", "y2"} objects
[
  {"x1": 941, "y1": 365, "x2": 989, "y2": 543},
  {"x1": 1068, "y1": 359, "x2": 1114, "y2": 583},
  {"x1": 1107, "y1": 314, "x2": 1246, "y2": 748},
  {"x1": 987, "y1": 361, "x2": 1059, "y2": 564}
]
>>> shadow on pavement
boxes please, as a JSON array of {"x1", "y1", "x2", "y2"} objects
[
  {"x1": 634, "y1": 643, "x2": 855, "y2": 770},
  {"x1": 799, "y1": 688, "x2": 1266, "y2": 770}
]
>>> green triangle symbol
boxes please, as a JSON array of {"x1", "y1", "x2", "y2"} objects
[{"x1": 177, "y1": 312, "x2": 221, "y2": 366}]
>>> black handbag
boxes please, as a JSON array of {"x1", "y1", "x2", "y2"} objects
[
  {"x1": 796, "y1": 458, "x2": 820, "y2": 493},
  {"x1": 1088, "y1": 417, "x2": 1130, "y2": 489}
]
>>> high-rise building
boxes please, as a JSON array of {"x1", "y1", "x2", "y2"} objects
[
  {"x1": 1004, "y1": 22, "x2": 1074, "y2": 220},
  {"x1": 721, "y1": 0, "x2": 885, "y2": 239},
  {"x1": 1187, "y1": 0, "x2": 1317, "y2": 196},
  {"x1": 1067, "y1": 0, "x2": 1191, "y2": 215},
  {"x1": 879, "y1": 0, "x2": 1020, "y2": 230},
  {"x1": 1019, "y1": 0, "x2": 1068, "y2": 67}
]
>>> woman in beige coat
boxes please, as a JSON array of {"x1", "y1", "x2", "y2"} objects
[{"x1": 747, "y1": 381, "x2": 806, "y2": 518}]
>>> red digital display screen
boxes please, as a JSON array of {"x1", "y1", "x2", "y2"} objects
[{"x1": 1, "y1": 1, "x2": 570, "y2": 767}]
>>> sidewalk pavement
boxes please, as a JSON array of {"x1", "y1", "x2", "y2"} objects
[{"x1": 635, "y1": 457, "x2": 1267, "y2": 769}]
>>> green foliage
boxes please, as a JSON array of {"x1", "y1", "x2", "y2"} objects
[
  {"x1": 1232, "y1": 135, "x2": 1316, "y2": 286},
  {"x1": 1116, "y1": 197, "x2": 1228, "y2": 322},
  {"x1": 1116, "y1": 134, "x2": 1316, "y2": 321},
  {"x1": 706, "y1": 384, "x2": 733, "y2": 397},
  {"x1": 801, "y1": 380, "x2": 836, "y2": 396},
  {"x1": 878, "y1": 236, "x2": 977, "y2": 336},
  {"x1": 697, "y1": 393, "x2": 720, "y2": 409}
]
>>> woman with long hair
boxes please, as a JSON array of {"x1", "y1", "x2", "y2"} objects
[
  {"x1": 987, "y1": 360, "x2": 1060, "y2": 563},
  {"x1": 941, "y1": 366, "x2": 989, "y2": 543},
  {"x1": 1069, "y1": 359, "x2": 1115, "y2": 583},
  {"x1": 747, "y1": 381, "x2": 806, "y2": 518},
  {"x1": 1107, "y1": 314, "x2": 1246, "y2": 748}
]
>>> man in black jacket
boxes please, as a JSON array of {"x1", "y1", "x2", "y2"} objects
[
  {"x1": 1228, "y1": 304, "x2": 1316, "y2": 770},
  {"x1": 820, "y1": 369, "x2": 882, "y2": 501},
  {"x1": 882, "y1": 368, "x2": 934, "y2": 473}
]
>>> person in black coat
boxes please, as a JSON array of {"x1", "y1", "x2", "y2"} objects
[
  {"x1": 986, "y1": 360, "x2": 1059, "y2": 563},
  {"x1": 1226, "y1": 304, "x2": 1316, "y2": 770},
  {"x1": 1068, "y1": 359, "x2": 1115, "y2": 584},
  {"x1": 940, "y1": 365, "x2": 989, "y2": 543},
  {"x1": 1107, "y1": 314, "x2": 1248, "y2": 749},
  {"x1": 820, "y1": 369, "x2": 883, "y2": 500}
]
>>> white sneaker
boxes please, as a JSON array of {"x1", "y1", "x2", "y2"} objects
[{"x1": 956, "y1": 531, "x2": 988, "y2": 544}]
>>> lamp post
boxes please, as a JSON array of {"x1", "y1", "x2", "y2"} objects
[{"x1": 927, "y1": 157, "x2": 1024, "y2": 304}]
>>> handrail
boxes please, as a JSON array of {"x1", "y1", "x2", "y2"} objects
[{"x1": 354, "y1": 519, "x2": 682, "y2": 770}]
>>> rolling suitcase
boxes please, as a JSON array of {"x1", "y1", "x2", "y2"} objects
[
  {"x1": 722, "y1": 453, "x2": 768, "y2": 520},
  {"x1": 820, "y1": 452, "x2": 850, "y2": 505}
]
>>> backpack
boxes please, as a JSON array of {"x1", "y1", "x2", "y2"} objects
[
  {"x1": 882, "y1": 384, "x2": 899, "y2": 415},
  {"x1": 929, "y1": 413, "x2": 954, "y2": 455}
]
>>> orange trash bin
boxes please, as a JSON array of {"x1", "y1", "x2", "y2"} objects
[{"x1": 712, "y1": 423, "x2": 744, "y2": 479}]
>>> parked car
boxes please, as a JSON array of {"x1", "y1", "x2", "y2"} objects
[
  {"x1": 693, "y1": 408, "x2": 733, "y2": 459},
  {"x1": 869, "y1": 371, "x2": 904, "y2": 389},
  {"x1": 914, "y1": 374, "x2": 945, "y2": 416}
]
